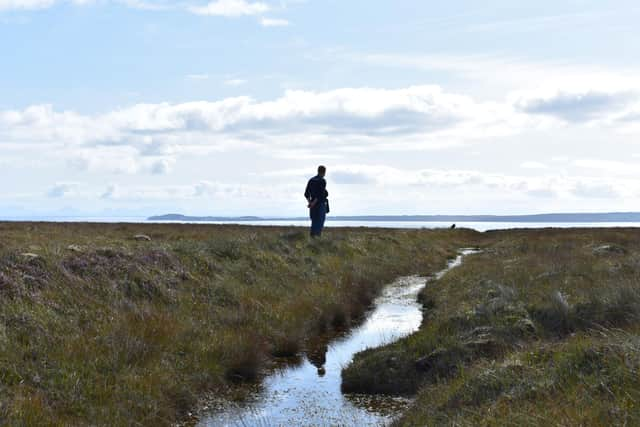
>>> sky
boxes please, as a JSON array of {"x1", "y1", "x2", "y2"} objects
[{"x1": 2, "y1": 0, "x2": 640, "y2": 217}]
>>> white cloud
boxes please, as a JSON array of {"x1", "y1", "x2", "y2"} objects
[
  {"x1": 2, "y1": 84, "x2": 640, "y2": 215},
  {"x1": 91, "y1": 181, "x2": 269, "y2": 203},
  {"x1": 260, "y1": 17, "x2": 288, "y2": 26},
  {"x1": 0, "y1": 0, "x2": 56, "y2": 11},
  {"x1": 0, "y1": 86, "x2": 531, "y2": 152},
  {"x1": 194, "y1": 180, "x2": 249, "y2": 198},
  {"x1": 100, "y1": 184, "x2": 120, "y2": 199},
  {"x1": 116, "y1": 0, "x2": 172, "y2": 11},
  {"x1": 47, "y1": 182, "x2": 79, "y2": 198},
  {"x1": 0, "y1": 0, "x2": 269, "y2": 16},
  {"x1": 139, "y1": 137, "x2": 173, "y2": 156},
  {"x1": 67, "y1": 148, "x2": 141, "y2": 174},
  {"x1": 331, "y1": 170, "x2": 375, "y2": 185},
  {"x1": 0, "y1": 104, "x2": 117, "y2": 145},
  {"x1": 150, "y1": 158, "x2": 173, "y2": 175},
  {"x1": 0, "y1": 0, "x2": 106, "y2": 11},
  {"x1": 22, "y1": 163, "x2": 633, "y2": 220},
  {"x1": 3, "y1": 84, "x2": 639, "y2": 186},
  {"x1": 573, "y1": 159, "x2": 640, "y2": 176},
  {"x1": 224, "y1": 78, "x2": 247, "y2": 86},
  {"x1": 521, "y1": 161, "x2": 548, "y2": 169},
  {"x1": 189, "y1": 0, "x2": 269, "y2": 16},
  {"x1": 272, "y1": 164, "x2": 636, "y2": 203},
  {"x1": 193, "y1": 180, "x2": 220, "y2": 197},
  {"x1": 64, "y1": 146, "x2": 175, "y2": 176},
  {"x1": 571, "y1": 181, "x2": 619, "y2": 199},
  {"x1": 513, "y1": 90, "x2": 637, "y2": 122},
  {"x1": 11, "y1": 162, "x2": 640, "y2": 217}
]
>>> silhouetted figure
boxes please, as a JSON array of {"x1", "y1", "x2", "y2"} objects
[
  {"x1": 307, "y1": 343, "x2": 327, "y2": 368},
  {"x1": 450, "y1": 224, "x2": 456, "y2": 229},
  {"x1": 304, "y1": 165, "x2": 329, "y2": 237},
  {"x1": 307, "y1": 340, "x2": 328, "y2": 377}
]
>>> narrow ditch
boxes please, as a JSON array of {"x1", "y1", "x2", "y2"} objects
[{"x1": 200, "y1": 248, "x2": 479, "y2": 427}]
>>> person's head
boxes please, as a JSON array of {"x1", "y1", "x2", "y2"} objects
[{"x1": 317, "y1": 165, "x2": 326, "y2": 177}]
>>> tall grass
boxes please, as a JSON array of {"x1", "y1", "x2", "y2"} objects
[
  {"x1": 341, "y1": 228, "x2": 640, "y2": 426},
  {"x1": 0, "y1": 222, "x2": 475, "y2": 425}
]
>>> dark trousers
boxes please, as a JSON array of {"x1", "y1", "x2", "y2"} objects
[{"x1": 309, "y1": 204, "x2": 326, "y2": 237}]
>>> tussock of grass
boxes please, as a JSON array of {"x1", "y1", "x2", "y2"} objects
[
  {"x1": 400, "y1": 329, "x2": 640, "y2": 426},
  {"x1": 0, "y1": 222, "x2": 476, "y2": 425}
]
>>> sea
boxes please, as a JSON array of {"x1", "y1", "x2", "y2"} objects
[{"x1": 3, "y1": 217, "x2": 640, "y2": 232}]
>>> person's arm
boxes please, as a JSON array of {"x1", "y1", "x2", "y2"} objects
[
  {"x1": 319, "y1": 178, "x2": 328, "y2": 199},
  {"x1": 304, "y1": 181, "x2": 311, "y2": 200},
  {"x1": 305, "y1": 180, "x2": 317, "y2": 208}
]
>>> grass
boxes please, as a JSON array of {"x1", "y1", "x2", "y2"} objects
[
  {"x1": 341, "y1": 228, "x2": 640, "y2": 426},
  {"x1": 6, "y1": 223, "x2": 640, "y2": 426},
  {"x1": 0, "y1": 222, "x2": 477, "y2": 426}
]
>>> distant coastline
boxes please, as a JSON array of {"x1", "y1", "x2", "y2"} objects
[{"x1": 148, "y1": 212, "x2": 640, "y2": 223}]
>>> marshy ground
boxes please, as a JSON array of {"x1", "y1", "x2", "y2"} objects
[
  {"x1": 0, "y1": 222, "x2": 474, "y2": 426},
  {"x1": 343, "y1": 227, "x2": 640, "y2": 426},
  {"x1": 1, "y1": 223, "x2": 639, "y2": 426}
]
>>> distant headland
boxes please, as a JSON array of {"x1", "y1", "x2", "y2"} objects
[{"x1": 148, "y1": 212, "x2": 640, "y2": 223}]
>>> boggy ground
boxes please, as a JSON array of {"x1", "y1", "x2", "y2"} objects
[
  {"x1": 0, "y1": 222, "x2": 478, "y2": 426},
  {"x1": 342, "y1": 228, "x2": 640, "y2": 426}
]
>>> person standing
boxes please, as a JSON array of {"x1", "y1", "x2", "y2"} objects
[{"x1": 304, "y1": 165, "x2": 329, "y2": 237}]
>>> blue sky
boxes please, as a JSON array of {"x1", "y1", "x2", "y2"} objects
[{"x1": 2, "y1": 0, "x2": 640, "y2": 217}]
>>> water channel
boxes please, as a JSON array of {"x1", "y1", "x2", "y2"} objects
[{"x1": 200, "y1": 249, "x2": 479, "y2": 427}]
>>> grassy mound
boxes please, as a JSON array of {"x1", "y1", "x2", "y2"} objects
[{"x1": 341, "y1": 228, "x2": 640, "y2": 425}]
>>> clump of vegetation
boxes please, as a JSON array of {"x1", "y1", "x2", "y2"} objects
[
  {"x1": 0, "y1": 222, "x2": 476, "y2": 425},
  {"x1": 342, "y1": 228, "x2": 640, "y2": 426}
]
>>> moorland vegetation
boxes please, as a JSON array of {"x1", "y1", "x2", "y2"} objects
[
  {"x1": 3, "y1": 222, "x2": 639, "y2": 426},
  {"x1": 343, "y1": 228, "x2": 640, "y2": 426},
  {"x1": 0, "y1": 222, "x2": 475, "y2": 425}
]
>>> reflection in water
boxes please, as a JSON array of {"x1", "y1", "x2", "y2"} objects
[
  {"x1": 307, "y1": 340, "x2": 328, "y2": 369},
  {"x1": 201, "y1": 249, "x2": 479, "y2": 427}
]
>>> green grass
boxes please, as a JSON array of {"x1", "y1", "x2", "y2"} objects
[
  {"x1": 341, "y1": 228, "x2": 640, "y2": 426},
  {"x1": 0, "y1": 222, "x2": 476, "y2": 426},
  {"x1": 7, "y1": 224, "x2": 640, "y2": 426}
]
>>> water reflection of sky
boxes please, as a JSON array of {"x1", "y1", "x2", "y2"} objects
[
  {"x1": 10, "y1": 217, "x2": 640, "y2": 233},
  {"x1": 156, "y1": 220, "x2": 640, "y2": 232},
  {"x1": 202, "y1": 252, "x2": 474, "y2": 427}
]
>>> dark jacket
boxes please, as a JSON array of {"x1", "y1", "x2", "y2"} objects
[{"x1": 304, "y1": 175, "x2": 328, "y2": 204}]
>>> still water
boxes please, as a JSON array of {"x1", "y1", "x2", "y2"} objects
[
  {"x1": 197, "y1": 220, "x2": 640, "y2": 232},
  {"x1": 5, "y1": 217, "x2": 640, "y2": 232},
  {"x1": 199, "y1": 249, "x2": 479, "y2": 427}
]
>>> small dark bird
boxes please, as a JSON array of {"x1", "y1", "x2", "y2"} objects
[{"x1": 450, "y1": 224, "x2": 456, "y2": 229}]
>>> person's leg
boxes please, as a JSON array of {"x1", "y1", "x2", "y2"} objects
[
  {"x1": 316, "y1": 206, "x2": 326, "y2": 236},
  {"x1": 310, "y1": 208, "x2": 321, "y2": 237}
]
